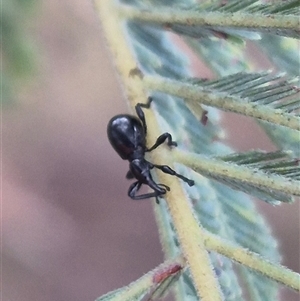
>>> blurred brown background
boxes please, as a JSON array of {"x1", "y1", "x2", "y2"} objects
[{"x1": 2, "y1": 1, "x2": 299, "y2": 301}]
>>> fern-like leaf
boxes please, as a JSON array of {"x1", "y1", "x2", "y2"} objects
[
  {"x1": 119, "y1": 0, "x2": 300, "y2": 39},
  {"x1": 175, "y1": 149, "x2": 299, "y2": 204},
  {"x1": 143, "y1": 72, "x2": 300, "y2": 131},
  {"x1": 95, "y1": 0, "x2": 299, "y2": 300}
]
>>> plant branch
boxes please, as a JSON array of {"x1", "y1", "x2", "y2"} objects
[
  {"x1": 118, "y1": 5, "x2": 300, "y2": 38},
  {"x1": 95, "y1": 1, "x2": 223, "y2": 300},
  {"x1": 142, "y1": 75, "x2": 300, "y2": 131},
  {"x1": 174, "y1": 149, "x2": 300, "y2": 202},
  {"x1": 202, "y1": 231, "x2": 300, "y2": 291},
  {"x1": 95, "y1": 256, "x2": 184, "y2": 301}
]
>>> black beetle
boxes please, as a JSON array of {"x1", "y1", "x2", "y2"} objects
[{"x1": 107, "y1": 97, "x2": 194, "y2": 203}]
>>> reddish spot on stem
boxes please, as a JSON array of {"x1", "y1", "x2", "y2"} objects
[
  {"x1": 211, "y1": 30, "x2": 228, "y2": 40},
  {"x1": 153, "y1": 264, "x2": 182, "y2": 283}
]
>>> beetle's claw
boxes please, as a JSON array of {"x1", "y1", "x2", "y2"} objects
[{"x1": 188, "y1": 180, "x2": 195, "y2": 187}]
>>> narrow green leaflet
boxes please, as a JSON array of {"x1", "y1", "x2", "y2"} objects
[
  {"x1": 258, "y1": 35, "x2": 300, "y2": 77},
  {"x1": 252, "y1": 34, "x2": 300, "y2": 156},
  {"x1": 259, "y1": 121, "x2": 300, "y2": 156},
  {"x1": 219, "y1": 150, "x2": 300, "y2": 180}
]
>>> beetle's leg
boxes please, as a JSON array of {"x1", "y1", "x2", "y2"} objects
[
  {"x1": 135, "y1": 96, "x2": 153, "y2": 134},
  {"x1": 128, "y1": 181, "x2": 142, "y2": 198},
  {"x1": 128, "y1": 181, "x2": 165, "y2": 203},
  {"x1": 146, "y1": 132, "x2": 177, "y2": 152},
  {"x1": 128, "y1": 179, "x2": 167, "y2": 204},
  {"x1": 158, "y1": 183, "x2": 170, "y2": 191},
  {"x1": 153, "y1": 164, "x2": 195, "y2": 187},
  {"x1": 126, "y1": 170, "x2": 134, "y2": 179}
]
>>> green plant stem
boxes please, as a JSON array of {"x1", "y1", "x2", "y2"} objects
[
  {"x1": 142, "y1": 75, "x2": 300, "y2": 131},
  {"x1": 161, "y1": 177, "x2": 224, "y2": 301},
  {"x1": 202, "y1": 231, "x2": 300, "y2": 291},
  {"x1": 174, "y1": 149, "x2": 300, "y2": 198},
  {"x1": 118, "y1": 5, "x2": 300, "y2": 36}
]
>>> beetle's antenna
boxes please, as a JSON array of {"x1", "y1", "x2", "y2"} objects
[
  {"x1": 135, "y1": 97, "x2": 153, "y2": 134},
  {"x1": 154, "y1": 164, "x2": 195, "y2": 187}
]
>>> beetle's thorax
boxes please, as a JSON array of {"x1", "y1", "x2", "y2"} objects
[
  {"x1": 128, "y1": 145, "x2": 145, "y2": 161},
  {"x1": 129, "y1": 157, "x2": 151, "y2": 183}
]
